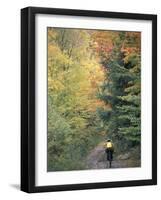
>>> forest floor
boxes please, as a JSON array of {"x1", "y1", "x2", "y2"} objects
[{"x1": 85, "y1": 142, "x2": 141, "y2": 169}]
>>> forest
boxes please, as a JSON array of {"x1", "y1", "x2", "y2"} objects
[{"x1": 47, "y1": 27, "x2": 141, "y2": 171}]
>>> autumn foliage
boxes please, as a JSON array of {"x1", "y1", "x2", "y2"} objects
[{"x1": 47, "y1": 28, "x2": 141, "y2": 171}]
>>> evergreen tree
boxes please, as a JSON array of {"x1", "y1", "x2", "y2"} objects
[{"x1": 97, "y1": 32, "x2": 141, "y2": 150}]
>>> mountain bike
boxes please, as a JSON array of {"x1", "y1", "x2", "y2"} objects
[{"x1": 106, "y1": 149, "x2": 113, "y2": 168}]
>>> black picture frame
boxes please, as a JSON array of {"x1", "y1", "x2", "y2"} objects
[{"x1": 21, "y1": 6, "x2": 157, "y2": 193}]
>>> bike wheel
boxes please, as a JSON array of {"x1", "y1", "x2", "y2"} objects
[{"x1": 109, "y1": 160, "x2": 112, "y2": 168}]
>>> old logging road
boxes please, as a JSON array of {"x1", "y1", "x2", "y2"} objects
[{"x1": 85, "y1": 142, "x2": 140, "y2": 169}]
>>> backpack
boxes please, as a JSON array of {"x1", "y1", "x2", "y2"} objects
[{"x1": 106, "y1": 141, "x2": 113, "y2": 149}]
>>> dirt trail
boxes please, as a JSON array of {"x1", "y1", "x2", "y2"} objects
[{"x1": 86, "y1": 142, "x2": 140, "y2": 169}]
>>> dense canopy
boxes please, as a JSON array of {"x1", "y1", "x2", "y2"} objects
[{"x1": 47, "y1": 28, "x2": 141, "y2": 171}]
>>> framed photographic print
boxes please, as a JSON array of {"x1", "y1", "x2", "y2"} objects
[{"x1": 21, "y1": 7, "x2": 157, "y2": 193}]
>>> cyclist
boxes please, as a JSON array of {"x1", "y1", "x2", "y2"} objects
[{"x1": 105, "y1": 139, "x2": 114, "y2": 168}]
